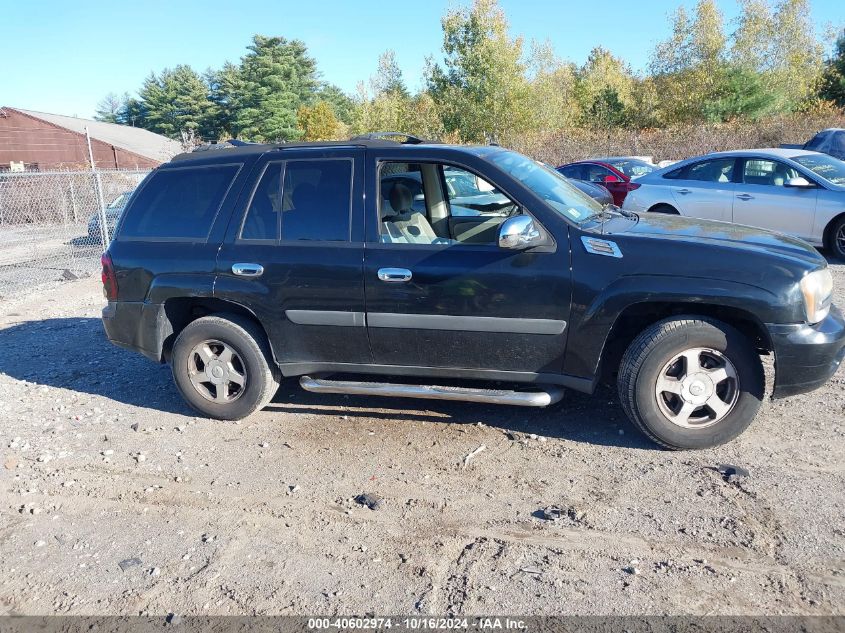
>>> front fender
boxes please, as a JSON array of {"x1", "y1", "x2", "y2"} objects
[{"x1": 563, "y1": 274, "x2": 782, "y2": 379}]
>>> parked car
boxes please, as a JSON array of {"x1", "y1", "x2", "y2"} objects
[
  {"x1": 568, "y1": 179, "x2": 614, "y2": 206},
  {"x1": 101, "y1": 135, "x2": 844, "y2": 450},
  {"x1": 623, "y1": 148, "x2": 845, "y2": 260},
  {"x1": 782, "y1": 129, "x2": 845, "y2": 161},
  {"x1": 87, "y1": 190, "x2": 134, "y2": 241},
  {"x1": 557, "y1": 157, "x2": 656, "y2": 206}
]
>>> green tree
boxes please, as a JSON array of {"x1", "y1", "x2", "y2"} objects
[
  {"x1": 701, "y1": 65, "x2": 780, "y2": 121},
  {"x1": 768, "y1": 0, "x2": 825, "y2": 108},
  {"x1": 231, "y1": 35, "x2": 320, "y2": 141},
  {"x1": 650, "y1": 0, "x2": 727, "y2": 123},
  {"x1": 137, "y1": 65, "x2": 215, "y2": 140},
  {"x1": 820, "y1": 29, "x2": 845, "y2": 105},
  {"x1": 575, "y1": 47, "x2": 636, "y2": 128},
  {"x1": 317, "y1": 84, "x2": 357, "y2": 125},
  {"x1": 526, "y1": 41, "x2": 580, "y2": 132},
  {"x1": 297, "y1": 101, "x2": 342, "y2": 140},
  {"x1": 426, "y1": 0, "x2": 532, "y2": 143}
]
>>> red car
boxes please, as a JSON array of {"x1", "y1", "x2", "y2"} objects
[{"x1": 557, "y1": 157, "x2": 656, "y2": 206}]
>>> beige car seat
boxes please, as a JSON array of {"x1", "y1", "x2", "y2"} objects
[{"x1": 381, "y1": 183, "x2": 439, "y2": 244}]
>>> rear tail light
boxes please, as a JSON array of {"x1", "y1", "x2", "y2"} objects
[
  {"x1": 626, "y1": 182, "x2": 641, "y2": 191},
  {"x1": 101, "y1": 252, "x2": 118, "y2": 301}
]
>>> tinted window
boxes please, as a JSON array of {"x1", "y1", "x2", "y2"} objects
[
  {"x1": 831, "y1": 132, "x2": 845, "y2": 157},
  {"x1": 804, "y1": 132, "x2": 827, "y2": 151},
  {"x1": 558, "y1": 165, "x2": 583, "y2": 180},
  {"x1": 684, "y1": 158, "x2": 735, "y2": 182},
  {"x1": 241, "y1": 164, "x2": 281, "y2": 240},
  {"x1": 120, "y1": 165, "x2": 238, "y2": 239},
  {"x1": 281, "y1": 160, "x2": 351, "y2": 241},
  {"x1": 742, "y1": 159, "x2": 799, "y2": 186},
  {"x1": 584, "y1": 164, "x2": 615, "y2": 183}
]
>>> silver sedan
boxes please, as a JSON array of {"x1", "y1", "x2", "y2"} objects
[{"x1": 622, "y1": 148, "x2": 845, "y2": 259}]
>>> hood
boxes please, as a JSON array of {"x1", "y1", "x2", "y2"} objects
[{"x1": 603, "y1": 212, "x2": 826, "y2": 268}]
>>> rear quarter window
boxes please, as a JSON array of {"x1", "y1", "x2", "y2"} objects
[{"x1": 119, "y1": 164, "x2": 240, "y2": 240}]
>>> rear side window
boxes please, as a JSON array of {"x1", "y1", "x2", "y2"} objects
[
  {"x1": 281, "y1": 159, "x2": 352, "y2": 241},
  {"x1": 120, "y1": 165, "x2": 239, "y2": 240}
]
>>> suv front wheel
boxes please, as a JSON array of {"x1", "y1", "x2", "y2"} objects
[
  {"x1": 618, "y1": 316, "x2": 764, "y2": 450},
  {"x1": 171, "y1": 314, "x2": 280, "y2": 420}
]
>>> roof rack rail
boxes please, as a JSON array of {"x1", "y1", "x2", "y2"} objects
[
  {"x1": 191, "y1": 138, "x2": 259, "y2": 153},
  {"x1": 349, "y1": 132, "x2": 426, "y2": 145}
]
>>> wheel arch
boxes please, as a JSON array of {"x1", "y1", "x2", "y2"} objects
[
  {"x1": 647, "y1": 202, "x2": 680, "y2": 214},
  {"x1": 597, "y1": 301, "x2": 772, "y2": 384},
  {"x1": 822, "y1": 211, "x2": 845, "y2": 251},
  {"x1": 161, "y1": 297, "x2": 276, "y2": 365}
]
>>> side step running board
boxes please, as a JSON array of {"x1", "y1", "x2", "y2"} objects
[{"x1": 299, "y1": 376, "x2": 564, "y2": 408}]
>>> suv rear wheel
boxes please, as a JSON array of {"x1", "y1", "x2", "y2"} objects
[
  {"x1": 171, "y1": 314, "x2": 279, "y2": 420},
  {"x1": 618, "y1": 316, "x2": 764, "y2": 449}
]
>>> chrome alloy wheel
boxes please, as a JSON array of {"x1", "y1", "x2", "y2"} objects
[
  {"x1": 187, "y1": 339, "x2": 247, "y2": 403},
  {"x1": 837, "y1": 224, "x2": 845, "y2": 253},
  {"x1": 654, "y1": 347, "x2": 739, "y2": 428}
]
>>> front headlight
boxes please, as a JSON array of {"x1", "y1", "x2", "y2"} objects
[{"x1": 800, "y1": 268, "x2": 834, "y2": 324}]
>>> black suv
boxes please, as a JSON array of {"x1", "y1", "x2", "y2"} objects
[{"x1": 101, "y1": 135, "x2": 845, "y2": 449}]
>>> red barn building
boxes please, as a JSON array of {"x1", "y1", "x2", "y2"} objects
[{"x1": 0, "y1": 106, "x2": 181, "y2": 171}]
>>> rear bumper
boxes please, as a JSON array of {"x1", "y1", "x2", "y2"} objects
[
  {"x1": 767, "y1": 305, "x2": 845, "y2": 398},
  {"x1": 102, "y1": 301, "x2": 170, "y2": 363}
]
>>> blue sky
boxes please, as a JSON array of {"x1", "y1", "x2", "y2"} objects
[{"x1": 1, "y1": 0, "x2": 842, "y2": 119}]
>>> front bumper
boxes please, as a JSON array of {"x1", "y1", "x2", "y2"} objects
[{"x1": 767, "y1": 305, "x2": 845, "y2": 398}]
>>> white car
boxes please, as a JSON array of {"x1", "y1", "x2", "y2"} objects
[{"x1": 622, "y1": 148, "x2": 845, "y2": 260}]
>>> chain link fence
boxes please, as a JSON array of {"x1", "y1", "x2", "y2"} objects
[{"x1": 0, "y1": 169, "x2": 150, "y2": 300}]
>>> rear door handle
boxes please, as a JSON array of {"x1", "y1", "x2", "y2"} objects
[
  {"x1": 676, "y1": 189, "x2": 692, "y2": 195},
  {"x1": 736, "y1": 194, "x2": 754, "y2": 201},
  {"x1": 232, "y1": 263, "x2": 264, "y2": 277},
  {"x1": 378, "y1": 267, "x2": 412, "y2": 282}
]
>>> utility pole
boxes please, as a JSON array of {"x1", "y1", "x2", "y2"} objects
[{"x1": 86, "y1": 127, "x2": 109, "y2": 248}]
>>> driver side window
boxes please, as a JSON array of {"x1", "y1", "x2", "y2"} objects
[{"x1": 378, "y1": 162, "x2": 519, "y2": 246}]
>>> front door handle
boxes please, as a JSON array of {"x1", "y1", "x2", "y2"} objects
[
  {"x1": 232, "y1": 263, "x2": 264, "y2": 277},
  {"x1": 378, "y1": 267, "x2": 412, "y2": 283},
  {"x1": 676, "y1": 188, "x2": 692, "y2": 195},
  {"x1": 736, "y1": 193, "x2": 754, "y2": 201}
]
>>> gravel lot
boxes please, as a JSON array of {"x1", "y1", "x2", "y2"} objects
[{"x1": 0, "y1": 259, "x2": 843, "y2": 616}]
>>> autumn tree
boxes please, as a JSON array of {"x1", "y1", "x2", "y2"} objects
[
  {"x1": 820, "y1": 29, "x2": 845, "y2": 105},
  {"x1": 426, "y1": 0, "x2": 532, "y2": 143},
  {"x1": 297, "y1": 101, "x2": 342, "y2": 140}
]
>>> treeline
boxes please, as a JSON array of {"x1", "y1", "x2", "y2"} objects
[{"x1": 95, "y1": 0, "x2": 845, "y2": 146}]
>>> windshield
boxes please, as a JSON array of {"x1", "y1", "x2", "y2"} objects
[
  {"x1": 487, "y1": 150, "x2": 603, "y2": 223},
  {"x1": 606, "y1": 158, "x2": 656, "y2": 178},
  {"x1": 790, "y1": 154, "x2": 845, "y2": 185}
]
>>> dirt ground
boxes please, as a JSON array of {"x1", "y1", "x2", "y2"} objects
[{"x1": 0, "y1": 260, "x2": 843, "y2": 617}]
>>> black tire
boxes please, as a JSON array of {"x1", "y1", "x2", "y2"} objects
[
  {"x1": 170, "y1": 314, "x2": 279, "y2": 420},
  {"x1": 649, "y1": 204, "x2": 679, "y2": 215},
  {"x1": 618, "y1": 316, "x2": 764, "y2": 450},
  {"x1": 825, "y1": 215, "x2": 845, "y2": 261}
]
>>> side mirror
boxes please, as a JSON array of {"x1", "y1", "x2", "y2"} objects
[
  {"x1": 498, "y1": 215, "x2": 543, "y2": 250},
  {"x1": 603, "y1": 174, "x2": 620, "y2": 184},
  {"x1": 784, "y1": 177, "x2": 813, "y2": 188}
]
